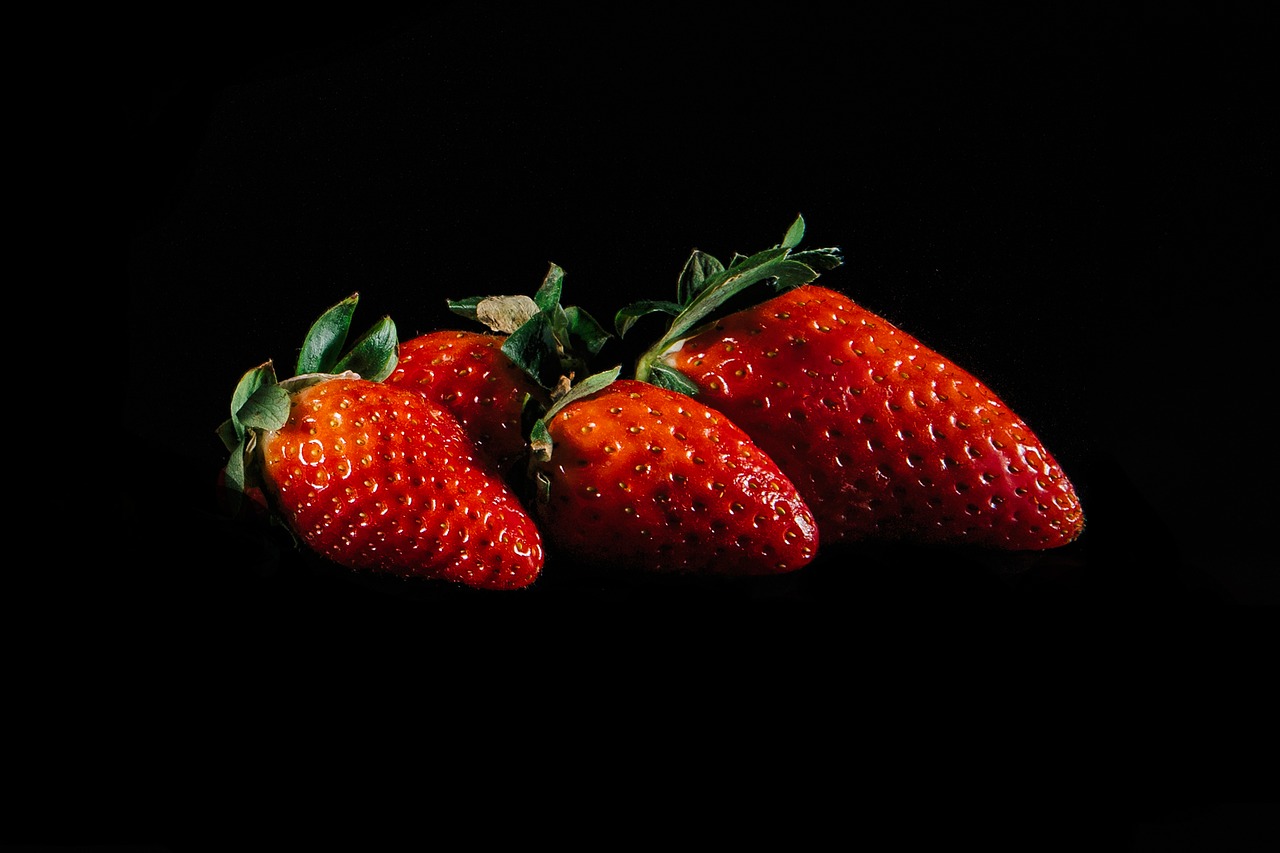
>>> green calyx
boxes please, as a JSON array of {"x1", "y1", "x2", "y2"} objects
[
  {"x1": 216, "y1": 292, "x2": 399, "y2": 512},
  {"x1": 446, "y1": 262, "x2": 612, "y2": 392},
  {"x1": 527, "y1": 365, "x2": 622, "y2": 504},
  {"x1": 618, "y1": 214, "x2": 844, "y2": 394}
]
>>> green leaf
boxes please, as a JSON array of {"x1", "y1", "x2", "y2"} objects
[
  {"x1": 533, "y1": 263, "x2": 565, "y2": 312},
  {"x1": 297, "y1": 293, "x2": 358, "y2": 375},
  {"x1": 646, "y1": 363, "x2": 701, "y2": 396},
  {"x1": 543, "y1": 366, "x2": 621, "y2": 421},
  {"x1": 661, "y1": 247, "x2": 792, "y2": 343},
  {"x1": 502, "y1": 313, "x2": 561, "y2": 388},
  {"x1": 529, "y1": 418, "x2": 554, "y2": 462},
  {"x1": 792, "y1": 247, "x2": 845, "y2": 272},
  {"x1": 223, "y1": 438, "x2": 247, "y2": 511},
  {"x1": 781, "y1": 214, "x2": 806, "y2": 249},
  {"x1": 614, "y1": 300, "x2": 684, "y2": 338},
  {"x1": 446, "y1": 295, "x2": 486, "y2": 322},
  {"x1": 239, "y1": 382, "x2": 291, "y2": 431},
  {"x1": 215, "y1": 418, "x2": 240, "y2": 453},
  {"x1": 229, "y1": 361, "x2": 278, "y2": 440},
  {"x1": 334, "y1": 315, "x2": 399, "y2": 381},
  {"x1": 678, "y1": 250, "x2": 726, "y2": 305},
  {"x1": 633, "y1": 216, "x2": 844, "y2": 384},
  {"x1": 565, "y1": 306, "x2": 612, "y2": 355}
]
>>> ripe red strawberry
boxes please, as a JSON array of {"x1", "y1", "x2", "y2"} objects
[
  {"x1": 386, "y1": 263, "x2": 610, "y2": 478},
  {"x1": 219, "y1": 294, "x2": 544, "y2": 590},
  {"x1": 528, "y1": 371, "x2": 819, "y2": 575},
  {"x1": 386, "y1": 330, "x2": 548, "y2": 475},
  {"x1": 622, "y1": 217, "x2": 1084, "y2": 551}
]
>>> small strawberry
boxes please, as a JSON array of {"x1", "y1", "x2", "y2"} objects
[
  {"x1": 386, "y1": 263, "x2": 610, "y2": 478},
  {"x1": 619, "y1": 216, "x2": 1084, "y2": 551},
  {"x1": 386, "y1": 330, "x2": 547, "y2": 476},
  {"x1": 218, "y1": 294, "x2": 544, "y2": 590},
  {"x1": 528, "y1": 370, "x2": 819, "y2": 575}
]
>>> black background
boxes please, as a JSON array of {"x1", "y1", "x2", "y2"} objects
[
  {"x1": 124, "y1": 5, "x2": 1273, "y2": 607},
  {"x1": 90, "y1": 3, "x2": 1280, "y2": 848}
]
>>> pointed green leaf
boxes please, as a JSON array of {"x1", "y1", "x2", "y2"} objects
[
  {"x1": 678, "y1": 250, "x2": 726, "y2": 305},
  {"x1": 223, "y1": 438, "x2": 247, "y2": 511},
  {"x1": 446, "y1": 295, "x2": 486, "y2": 322},
  {"x1": 502, "y1": 313, "x2": 561, "y2": 388},
  {"x1": 229, "y1": 361, "x2": 278, "y2": 440},
  {"x1": 646, "y1": 363, "x2": 701, "y2": 396},
  {"x1": 533, "y1": 263, "x2": 565, "y2": 312},
  {"x1": 540, "y1": 366, "x2": 621, "y2": 422},
  {"x1": 614, "y1": 300, "x2": 685, "y2": 338},
  {"x1": 216, "y1": 418, "x2": 240, "y2": 453},
  {"x1": 781, "y1": 214, "x2": 806, "y2": 249},
  {"x1": 565, "y1": 306, "x2": 612, "y2": 355},
  {"x1": 529, "y1": 418, "x2": 554, "y2": 462},
  {"x1": 792, "y1": 246, "x2": 844, "y2": 272},
  {"x1": 334, "y1": 315, "x2": 399, "y2": 381},
  {"x1": 771, "y1": 259, "x2": 825, "y2": 291},
  {"x1": 633, "y1": 217, "x2": 844, "y2": 386},
  {"x1": 297, "y1": 293, "x2": 358, "y2": 375}
]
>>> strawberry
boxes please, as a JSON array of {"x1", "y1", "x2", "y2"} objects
[
  {"x1": 386, "y1": 329, "x2": 547, "y2": 476},
  {"x1": 218, "y1": 294, "x2": 544, "y2": 590},
  {"x1": 386, "y1": 263, "x2": 611, "y2": 478},
  {"x1": 527, "y1": 370, "x2": 819, "y2": 575},
  {"x1": 620, "y1": 216, "x2": 1084, "y2": 551}
]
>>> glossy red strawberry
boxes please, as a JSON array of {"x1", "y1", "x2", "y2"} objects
[
  {"x1": 386, "y1": 330, "x2": 547, "y2": 474},
  {"x1": 622, "y1": 217, "x2": 1084, "y2": 551},
  {"x1": 528, "y1": 372, "x2": 819, "y2": 575},
  {"x1": 219, "y1": 294, "x2": 544, "y2": 590}
]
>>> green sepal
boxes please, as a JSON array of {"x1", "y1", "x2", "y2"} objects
[
  {"x1": 781, "y1": 214, "x2": 807, "y2": 249},
  {"x1": 528, "y1": 366, "x2": 622, "y2": 463},
  {"x1": 228, "y1": 361, "x2": 280, "y2": 443},
  {"x1": 529, "y1": 417, "x2": 554, "y2": 464},
  {"x1": 451, "y1": 262, "x2": 613, "y2": 390},
  {"x1": 238, "y1": 383, "x2": 291, "y2": 432},
  {"x1": 333, "y1": 315, "x2": 399, "y2": 381},
  {"x1": 446, "y1": 295, "x2": 485, "y2": 322},
  {"x1": 678, "y1": 250, "x2": 727, "y2": 305},
  {"x1": 216, "y1": 418, "x2": 240, "y2": 453},
  {"x1": 632, "y1": 215, "x2": 843, "y2": 384},
  {"x1": 533, "y1": 263, "x2": 565, "y2": 312},
  {"x1": 614, "y1": 300, "x2": 684, "y2": 339},
  {"x1": 645, "y1": 363, "x2": 701, "y2": 396},
  {"x1": 222, "y1": 437, "x2": 248, "y2": 514},
  {"x1": 564, "y1": 305, "x2": 611, "y2": 355},
  {"x1": 502, "y1": 313, "x2": 562, "y2": 390},
  {"x1": 296, "y1": 293, "x2": 358, "y2": 375}
]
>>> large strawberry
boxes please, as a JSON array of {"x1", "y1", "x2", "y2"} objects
[
  {"x1": 218, "y1": 294, "x2": 544, "y2": 590},
  {"x1": 618, "y1": 216, "x2": 1084, "y2": 551},
  {"x1": 386, "y1": 263, "x2": 611, "y2": 478},
  {"x1": 528, "y1": 370, "x2": 819, "y2": 575}
]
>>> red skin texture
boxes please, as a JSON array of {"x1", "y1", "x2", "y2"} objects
[
  {"x1": 661, "y1": 285, "x2": 1084, "y2": 550},
  {"x1": 533, "y1": 380, "x2": 819, "y2": 575},
  {"x1": 386, "y1": 331, "x2": 549, "y2": 475},
  {"x1": 259, "y1": 377, "x2": 543, "y2": 590}
]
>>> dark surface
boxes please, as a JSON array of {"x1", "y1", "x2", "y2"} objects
[{"x1": 56, "y1": 4, "x2": 1278, "y2": 848}]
